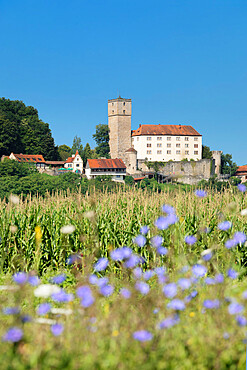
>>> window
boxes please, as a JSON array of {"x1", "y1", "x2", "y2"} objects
[
  {"x1": 176, "y1": 150, "x2": 181, "y2": 154},
  {"x1": 123, "y1": 102, "x2": 125, "y2": 106},
  {"x1": 176, "y1": 137, "x2": 180, "y2": 141},
  {"x1": 167, "y1": 137, "x2": 171, "y2": 141},
  {"x1": 167, "y1": 143, "x2": 171, "y2": 148},
  {"x1": 194, "y1": 144, "x2": 198, "y2": 148},
  {"x1": 194, "y1": 137, "x2": 198, "y2": 141},
  {"x1": 147, "y1": 143, "x2": 151, "y2": 147},
  {"x1": 185, "y1": 150, "x2": 189, "y2": 155},
  {"x1": 123, "y1": 110, "x2": 125, "y2": 114},
  {"x1": 77, "y1": 158, "x2": 79, "y2": 161},
  {"x1": 185, "y1": 143, "x2": 189, "y2": 148},
  {"x1": 116, "y1": 175, "x2": 121, "y2": 178},
  {"x1": 167, "y1": 150, "x2": 171, "y2": 154},
  {"x1": 194, "y1": 151, "x2": 198, "y2": 155},
  {"x1": 157, "y1": 150, "x2": 162, "y2": 154},
  {"x1": 147, "y1": 150, "x2": 152, "y2": 154},
  {"x1": 157, "y1": 143, "x2": 162, "y2": 147},
  {"x1": 147, "y1": 137, "x2": 152, "y2": 141},
  {"x1": 112, "y1": 110, "x2": 114, "y2": 113},
  {"x1": 185, "y1": 137, "x2": 189, "y2": 141},
  {"x1": 68, "y1": 163, "x2": 72, "y2": 168},
  {"x1": 112, "y1": 102, "x2": 114, "y2": 106},
  {"x1": 176, "y1": 143, "x2": 180, "y2": 148},
  {"x1": 76, "y1": 164, "x2": 79, "y2": 167},
  {"x1": 157, "y1": 137, "x2": 162, "y2": 141},
  {"x1": 137, "y1": 137, "x2": 139, "y2": 141}
]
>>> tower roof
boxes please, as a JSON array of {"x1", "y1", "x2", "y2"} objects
[
  {"x1": 125, "y1": 147, "x2": 137, "y2": 153},
  {"x1": 108, "y1": 97, "x2": 131, "y2": 102}
]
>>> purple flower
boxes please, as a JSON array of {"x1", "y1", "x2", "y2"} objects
[
  {"x1": 140, "y1": 226, "x2": 149, "y2": 235},
  {"x1": 203, "y1": 299, "x2": 220, "y2": 309},
  {"x1": 154, "y1": 216, "x2": 170, "y2": 230},
  {"x1": 204, "y1": 277, "x2": 215, "y2": 285},
  {"x1": 201, "y1": 250, "x2": 213, "y2": 261},
  {"x1": 2, "y1": 327, "x2": 23, "y2": 342},
  {"x1": 185, "y1": 235, "x2": 197, "y2": 245},
  {"x1": 195, "y1": 189, "x2": 207, "y2": 198},
  {"x1": 100, "y1": 284, "x2": 114, "y2": 297},
  {"x1": 21, "y1": 315, "x2": 32, "y2": 323},
  {"x1": 237, "y1": 184, "x2": 246, "y2": 193},
  {"x1": 215, "y1": 273, "x2": 224, "y2": 283},
  {"x1": 151, "y1": 235, "x2": 163, "y2": 248},
  {"x1": 185, "y1": 290, "x2": 198, "y2": 303},
  {"x1": 89, "y1": 274, "x2": 98, "y2": 285},
  {"x1": 133, "y1": 267, "x2": 143, "y2": 279},
  {"x1": 153, "y1": 308, "x2": 159, "y2": 314},
  {"x1": 52, "y1": 289, "x2": 73, "y2": 302},
  {"x1": 192, "y1": 264, "x2": 207, "y2": 277},
  {"x1": 157, "y1": 247, "x2": 168, "y2": 255},
  {"x1": 233, "y1": 232, "x2": 247, "y2": 245},
  {"x1": 81, "y1": 295, "x2": 95, "y2": 307},
  {"x1": 143, "y1": 270, "x2": 155, "y2": 280},
  {"x1": 166, "y1": 213, "x2": 179, "y2": 225},
  {"x1": 52, "y1": 274, "x2": 67, "y2": 284},
  {"x1": 133, "y1": 330, "x2": 153, "y2": 342},
  {"x1": 155, "y1": 267, "x2": 166, "y2": 276},
  {"x1": 162, "y1": 204, "x2": 175, "y2": 215},
  {"x1": 95, "y1": 277, "x2": 109, "y2": 288},
  {"x1": 236, "y1": 316, "x2": 247, "y2": 326},
  {"x1": 133, "y1": 235, "x2": 146, "y2": 247},
  {"x1": 225, "y1": 239, "x2": 236, "y2": 249},
  {"x1": 167, "y1": 299, "x2": 185, "y2": 311},
  {"x1": 110, "y1": 248, "x2": 126, "y2": 261},
  {"x1": 66, "y1": 253, "x2": 81, "y2": 265},
  {"x1": 28, "y1": 276, "x2": 40, "y2": 286},
  {"x1": 223, "y1": 332, "x2": 230, "y2": 340},
  {"x1": 94, "y1": 258, "x2": 109, "y2": 272},
  {"x1": 37, "y1": 303, "x2": 51, "y2": 315},
  {"x1": 227, "y1": 268, "x2": 238, "y2": 279},
  {"x1": 135, "y1": 281, "x2": 150, "y2": 295},
  {"x1": 3, "y1": 307, "x2": 20, "y2": 315},
  {"x1": 228, "y1": 302, "x2": 244, "y2": 315},
  {"x1": 242, "y1": 290, "x2": 247, "y2": 299},
  {"x1": 178, "y1": 278, "x2": 191, "y2": 290},
  {"x1": 124, "y1": 254, "x2": 141, "y2": 269},
  {"x1": 121, "y1": 247, "x2": 132, "y2": 259},
  {"x1": 159, "y1": 315, "x2": 180, "y2": 329},
  {"x1": 77, "y1": 285, "x2": 95, "y2": 307},
  {"x1": 120, "y1": 288, "x2": 131, "y2": 299},
  {"x1": 51, "y1": 323, "x2": 64, "y2": 336},
  {"x1": 218, "y1": 221, "x2": 232, "y2": 231},
  {"x1": 13, "y1": 272, "x2": 28, "y2": 285},
  {"x1": 163, "y1": 283, "x2": 177, "y2": 298}
]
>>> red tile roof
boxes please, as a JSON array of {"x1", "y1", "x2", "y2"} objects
[
  {"x1": 236, "y1": 165, "x2": 247, "y2": 174},
  {"x1": 45, "y1": 161, "x2": 65, "y2": 165},
  {"x1": 65, "y1": 157, "x2": 74, "y2": 163},
  {"x1": 13, "y1": 154, "x2": 45, "y2": 163},
  {"x1": 87, "y1": 158, "x2": 126, "y2": 169},
  {"x1": 132, "y1": 124, "x2": 201, "y2": 137}
]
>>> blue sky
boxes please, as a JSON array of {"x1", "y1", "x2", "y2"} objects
[{"x1": 1, "y1": 0, "x2": 247, "y2": 164}]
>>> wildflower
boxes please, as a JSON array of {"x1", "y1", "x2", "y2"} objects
[
  {"x1": 66, "y1": 254, "x2": 82, "y2": 265},
  {"x1": 227, "y1": 268, "x2": 238, "y2": 279},
  {"x1": 242, "y1": 290, "x2": 247, "y2": 299},
  {"x1": 204, "y1": 277, "x2": 215, "y2": 285},
  {"x1": 52, "y1": 274, "x2": 67, "y2": 284},
  {"x1": 223, "y1": 332, "x2": 230, "y2": 340},
  {"x1": 167, "y1": 299, "x2": 185, "y2": 311},
  {"x1": 89, "y1": 274, "x2": 98, "y2": 285},
  {"x1": 52, "y1": 290, "x2": 73, "y2": 303},
  {"x1": 133, "y1": 267, "x2": 143, "y2": 279},
  {"x1": 51, "y1": 323, "x2": 64, "y2": 336},
  {"x1": 13, "y1": 272, "x2": 28, "y2": 285},
  {"x1": 133, "y1": 235, "x2": 146, "y2": 247},
  {"x1": 163, "y1": 283, "x2": 177, "y2": 298},
  {"x1": 215, "y1": 273, "x2": 224, "y2": 283},
  {"x1": 225, "y1": 239, "x2": 236, "y2": 249},
  {"x1": 162, "y1": 204, "x2": 175, "y2": 215},
  {"x1": 34, "y1": 284, "x2": 61, "y2": 298},
  {"x1": 96, "y1": 277, "x2": 109, "y2": 288},
  {"x1": 135, "y1": 282, "x2": 150, "y2": 295},
  {"x1": 110, "y1": 248, "x2": 126, "y2": 261},
  {"x1": 100, "y1": 285, "x2": 114, "y2": 297},
  {"x1": 195, "y1": 189, "x2": 207, "y2": 198},
  {"x1": 233, "y1": 231, "x2": 247, "y2": 245},
  {"x1": 3, "y1": 307, "x2": 20, "y2": 315},
  {"x1": 37, "y1": 303, "x2": 51, "y2": 315},
  {"x1": 155, "y1": 267, "x2": 166, "y2": 276},
  {"x1": 203, "y1": 299, "x2": 220, "y2": 309},
  {"x1": 143, "y1": 270, "x2": 155, "y2": 280},
  {"x1": 241, "y1": 209, "x2": 247, "y2": 216},
  {"x1": 2, "y1": 327, "x2": 23, "y2": 342},
  {"x1": 185, "y1": 291, "x2": 198, "y2": 303},
  {"x1": 120, "y1": 288, "x2": 131, "y2": 299},
  {"x1": 60, "y1": 225, "x2": 75, "y2": 234},
  {"x1": 153, "y1": 308, "x2": 159, "y2": 314},
  {"x1": 218, "y1": 221, "x2": 232, "y2": 231},
  {"x1": 201, "y1": 249, "x2": 212, "y2": 261},
  {"x1": 178, "y1": 278, "x2": 191, "y2": 290},
  {"x1": 21, "y1": 315, "x2": 32, "y2": 323},
  {"x1": 124, "y1": 254, "x2": 141, "y2": 269},
  {"x1": 28, "y1": 275, "x2": 40, "y2": 286},
  {"x1": 140, "y1": 225, "x2": 149, "y2": 235},
  {"x1": 228, "y1": 302, "x2": 244, "y2": 315},
  {"x1": 159, "y1": 315, "x2": 179, "y2": 329},
  {"x1": 185, "y1": 235, "x2": 197, "y2": 245},
  {"x1": 94, "y1": 258, "x2": 109, "y2": 272},
  {"x1": 76, "y1": 285, "x2": 92, "y2": 299},
  {"x1": 237, "y1": 184, "x2": 246, "y2": 193},
  {"x1": 192, "y1": 264, "x2": 207, "y2": 277},
  {"x1": 151, "y1": 235, "x2": 163, "y2": 248},
  {"x1": 157, "y1": 247, "x2": 168, "y2": 255},
  {"x1": 236, "y1": 316, "x2": 247, "y2": 326},
  {"x1": 154, "y1": 216, "x2": 169, "y2": 230},
  {"x1": 122, "y1": 247, "x2": 132, "y2": 259},
  {"x1": 133, "y1": 330, "x2": 153, "y2": 342}
]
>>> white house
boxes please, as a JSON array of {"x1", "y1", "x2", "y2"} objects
[
  {"x1": 131, "y1": 124, "x2": 202, "y2": 162},
  {"x1": 85, "y1": 158, "x2": 126, "y2": 181},
  {"x1": 7, "y1": 153, "x2": 46, "y2": 169},
  {"x1": 64, "y1": 150, "x2": 83, "y2": 174}
]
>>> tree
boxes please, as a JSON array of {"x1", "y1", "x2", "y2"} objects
[
  {"x1": 202, "y1": 145, "x2": 212, "y2": 159},
  {"x1": 71, "y1": 136, "x2": 83, "y2": 157},
  {"x1": 221, "y1": 153, "x2": 238, "y2": 176},
  {"x1": 93, "y1": 124, "x2": 110, "y2": 158},
  {"x1": 82, "y1": 143, "x2": 93, "y2": 164},
  {"x1": 58, "y1": 145, "x2": 71, "y2": 161}
]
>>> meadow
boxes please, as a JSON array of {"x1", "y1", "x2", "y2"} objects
[{"x1": 0, "y1": 185, "x2": 247, "y2": 369}]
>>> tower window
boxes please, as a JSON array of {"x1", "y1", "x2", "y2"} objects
[
  {"x1": 112, "y1": 110, "x2": 114, "y2": 113},
  {"x1": 123, "y1": 110, "x2": 125, "y2": 114},
  {"x1": 123, "y1": 102, "x2": 125, "y2": 106},
  {"x1": 147, "y1": 137, "x2": 152, "y2": 141},
  {"x1": 112, "y1": 103, "x2": 114, "y2": 106}
]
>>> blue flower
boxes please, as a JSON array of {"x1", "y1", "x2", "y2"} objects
[
  {"x1": 218, "y1": 221, "x2": 232, "y2": 231},
  {"x1": 37, "y1": 303, "x2": 51, "y2": 315},
  {"x1": 178, "y1": 278, "x2": 191, "y2": 290},
  {"x1": 215, "y1": 274, "x2": 224, "y2": 283},
  {"x1": 52, "y1": 290, "x2": 73, "y2": 302},
  {"x1": 227, "y1": 268, "x2": 238, "y2": 279},
  {"x1": 185, "y1": 290, "x2": 198, "y2": 303},
  {"x1": 21, "y1": 315, "x2": 32, "y2": 323},
  {"x1": 3, "y1": 307, "x2": 20, "y2": 315},
  {"x1": 143, "y1": 270, "x2": 155, "y2": 280},
  {"x1": 154, "y1": 216, "x2": 170, "y2": 230},
  {"x1": 100, "y1": 285, "x2": 114, "y2": 297},
  {"x1": 233, "y1": 231, "x2": 247, "y2": 245},
  {"x1": 167, "y1": 299, "x2": 185, "y2": 311},
  {"x1": 140, "y1": 225, "x2": 149, "y2": 235},
  {"x1": 225, "y1": 239, "x2": 236, "y2": 249},
  {"x1": 94, "y1": 258, "x2": 109, "y2": 272},
  {"x1": 13, "y1": 272, "x2": 28, "y2": 285},
  {"x1": 151, "y1": 235, "x2": 163, "y2": 248},
  {"x1": 81, "y1": 295, "x2": 95, "y2": 307},
  {"x1": 2, "y1": 327, "x2": 23, "y2": 342},
  {"x1": 192, "y1": 264, "x2": 207, "y2": 277},
  {"x1": 89, "y1": 274, "x2": 98, "y2": 285},
  {"x1": 153, "y1": 308, "x2": 160, "y2": 314},
  {"x1": 133, "y1": 235, "x2": 146, "y2": 247},
  {"x1": 203, "y1": 299, "x2": 220, "y2": 309},
  {"x1": 236, "y1": 316, "x2": 247, "y2": 326},
  {"x1": 77, "y1": 286, "x2": 95, "y2": 307},
  {"x1": 120, "y1": 288, "x2": 131, "y2": 299},
  {"x1": 204, "y1": 277, "x2": 215, "y2": 285},
  {"x1": 162, "y1": 204, "x2": 175, "y2": 215},
  {"x1": 133, "y1": 330, "x2": 153, "y2": 342},
  {"x1": 28, "y1": 275, "x2": 40, "y2": 286},
  {"x1": 95, "y1": 277, "x2": 109, "y2": 288},
  {"x1": 163, "y1": 283, "x2": 177, "y2": 298},
  {"x1": 135, "y1": 281, "x2": 150, "y2": 295},
  {"x1": 201, "y1": 250, "x2": 213, "y2": 261},
  {"x1": 121, "y1": 247, "x2": 132, "y2": 259},
  {"x1": 157, "y1": 247, "x2": 168, "y2": 255},
  {"x1": 242, "y1": 290, "x2": 247, "y2": 299},
  {"x1": 124, "y1": 254, "x2": 141, "y2": 269},
  {"x1": 195, "y1": 189, "x2": 207, "y2": 198},
  {"x1": 52, "y1": 274, "x2": 67, "y2": 284},
  {"x1": 159, "y1": 315, "x2": 180, "y2": 329},
  {"x1": 155, "y1": 267, "x2": 166, "y2": 276},
  {"x1": 51, "y1": 323, "x2": 64, "y2": 336},
  {"x1": 110, "y1": 248, "x2": 126, "y2": 261},
  {"x1": 66, "y1": 253, "x2": 81, "y2": 265},
  {"x1": 228, "y1": 302, "x2": 244, "y2": 315},
  {"x1": 237, "y1": 184, "x2": 246, "y2": 193},
  {"x1": 133, "y1": 267, "x2": 143, "y2": 279},
  {"x1": 185, "y1": 235, "x2": 197, "y2": 245},
  {"x1": 223, "y1": 332, "x2": 230, "y2": 340}
]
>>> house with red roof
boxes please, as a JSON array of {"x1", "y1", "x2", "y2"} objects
[
  {"x1": 235, "y1": 165, "x2": 247, "y2": 183},
  {"x1": 85, "y1": 158, "x2": 126, "y2": 181},
  {"x1": 64, "y1": 150, "x2": 83, "y2": 174},
  {"x1": 8, "y1": 153, "x2": 46, "y2": 169}
]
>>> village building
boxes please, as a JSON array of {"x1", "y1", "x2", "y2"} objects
[
  {"x1": 235, "y1": 165, "x2": 247, "y2": 183},
  {"x1": 6, "y1": 153, "x2": 46, "y2": 169},
  {"x1": 64, "y1": 150, "x2": 83, "y2": 173},
  {"x1": 85, "y1": 158, "x2": 126, "y2": 181}
]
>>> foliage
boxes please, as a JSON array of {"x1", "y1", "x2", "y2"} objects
[
  {"x1": 125, "y1": 176, "x2": 135, "y2": 186},
  {"x1": 0, "y1": 98, "x2": 60, "y2": 160},
  {"x1": 71, "y1": 136, "x2": 83, "y2": 156},
  {"x1": 93, "y1": 124, "x2": 110, "y2": 158},
  {"x1": 58, "y1": 144, "x2": 72, "y2": 161},
  {"x1": 221, "y1": 153, "x2": 238, "y2": 176},
  {"x1": 202, "y1": 145, "x2": 212, "y2": 159}
]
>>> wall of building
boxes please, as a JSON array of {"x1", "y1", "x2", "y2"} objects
[
  {"x1": 64, "y1": 153, "x2": 83, "y2": 173},
  {"x1": 132, "y1": 134, "x2": 202, "y2": 162},
  {"x1": 125, "y1": 151, "x2": 137, "y2": 174},
  {"x1": 211, "y1": 150, "x2": 222, "y2": 175}
]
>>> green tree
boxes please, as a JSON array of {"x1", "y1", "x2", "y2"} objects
[
  {"x1": 71, "y1": 136, "x2": 83, "y2": 157},
  {"x1": 221, "y1": 153, "x2": 238, "y2": 176},
  {"x1": 82, "y1": 143, "x2": 93, "y2": 164},
  {"x1": 93, "y1": 124, "x2": 110, "y2": 158},
  {"x1": 202, "y1": 145, "x2": 212, "y2": 159},
  {"x1": 58, "y1": 145, "x2": 71, "y2": 161}
]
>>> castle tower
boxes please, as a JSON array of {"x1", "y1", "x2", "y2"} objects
[
  {"x1": 212, "y1": 150, "x2": 222, "y2": 175},
  {"x1": 108, "y1": 97, "x2": 132, "y2": 161}
]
